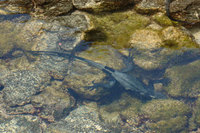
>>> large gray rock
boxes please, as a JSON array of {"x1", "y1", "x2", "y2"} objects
[
  {"x1": 0, "y1": 69, "x2": 51, "y2": 106},
  {"x1": 45, "y1": 104, "x2": 112, "y2": 132},
  {"x1": 0, "y1": 116, "x2": 43, "y2": 133}
]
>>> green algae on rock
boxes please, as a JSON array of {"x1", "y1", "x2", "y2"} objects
[
  {"x1": 141, "y1": 99, "x2": 191, "y2": 132},
  {"x1": 161, "y1": 26, "x2": 199, "y2": 49},
  {"x1": 152, "y1": 12, "x2": 174, "y2": 26},
  {"x1": 148, "y1": 116, "x2": 188, "y2": 133},
  {"x1": 129, "y1": 24, "x2": 199, "y2": 70},
  {"x1": 98, "y1": 93, "x2": 145, "y2": 132},
  {"x1": 85, "y1": 10, "x2": 150, "y2": 49},
  {"x1": 164, "y1": 60, "x2": 200, "y2": 98}
]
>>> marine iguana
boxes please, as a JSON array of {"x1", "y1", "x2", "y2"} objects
[{"x1": 0, "y1": 47, "x2": 161, "y2": 98}]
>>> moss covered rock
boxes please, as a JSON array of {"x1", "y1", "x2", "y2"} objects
[
  {"x1": 161, "y1": 26, "x2": 199, "y2": 49},
  {"x1": 85, "y1": 10, "x2": 150, "y2": 49},
  {"x1": 99, "y1": 93, "x2": 142, "y2": 123},
  {"x1": 152, "y1": 12, "x2": 174, "y2": 26},
  {"x1": 129, "y1": 24, "x2": 199, "y2": 70},
  {"x1": 164, "y1": 60, "x2": 200, "y2": 98},
  {"x1": 98, "y1": 93, "x2": 144, "y2": 132},
  {"x1": 141, "y1": 99, "x2": 191, "y2": 132},
  {"x1": 148, "y1": 116, "x2": 188, "y2": 133}
]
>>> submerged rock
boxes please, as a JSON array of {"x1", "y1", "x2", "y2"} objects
[
  {"x1": 0, "y1": 10, "x2": 92, "y2": 78},
  {"x1": 44, "y1": 104, "x2": 112, "y2": 132},
  {"x1": 31, "y1": 81, "x2": 75, "y2": 122},
  {"x1": 164, "y1": 60, "x2": 200, "y2": 98},
  {"x1": 141, "y1": 99, "x2": 191, "y2": 132},
  {"x1": 0, "y1": 20, "x2": 33, "y2": 56},
  {"x1": 129, "y1": 25, "x2": 199, "y2": 70},
  {"x1": 0, "y1": 16, "x2": 72, "y2": 105},
  {"x1": 85, "y1": 10, "x2": 150, "y2": 49},
  {"x1": 0, "y1": 69, "x2": 51, "y2": 106},
  {"x1": 0, "y1": 116, "x2": 43, "y2": 133},
  {"x1": 191, "y1": 98, "x2": 200, "y2": 130},
  {"x1": 0, "y1": 10, "x2": 90, "y2": 122},
  {"x1": 98, "y1": 93, "x2": 146, "y2": 132}
]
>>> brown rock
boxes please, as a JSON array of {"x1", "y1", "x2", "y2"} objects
[{"x1": 72, "y1": 0, "x2": 134, "y2": 12}]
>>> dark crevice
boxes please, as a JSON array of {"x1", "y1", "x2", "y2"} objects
[{"x1": 0, "y1": 84, "x2": 4, "y2": 91}]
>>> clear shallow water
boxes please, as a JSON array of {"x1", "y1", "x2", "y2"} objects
[{"x1": 0, "y1": 13, "x2": 200, "y2": 132}]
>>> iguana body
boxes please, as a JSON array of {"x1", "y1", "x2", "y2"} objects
[
  {"x1": 0, "y1": 48, "x2": 158, "y2": 98},
  {"x1": 27, "y1": 50, "x2": 155, "y2": 98}
]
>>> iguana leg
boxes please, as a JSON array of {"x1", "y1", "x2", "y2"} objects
[
  {"x1": 120, "y1": 48, "x2": 136, "y2": 73},
  {"x1": 84, "y1": 77, "x2": 116, "y2": 91}
]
